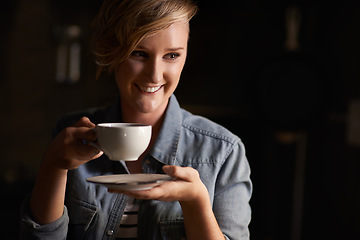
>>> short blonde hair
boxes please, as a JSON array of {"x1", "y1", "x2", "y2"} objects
[{"x1": 92, "y1": 0, "x2": 198, "y2": 78}]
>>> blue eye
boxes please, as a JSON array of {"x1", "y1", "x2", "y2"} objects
[
  {"x1": 164, "y1": 53, "x2": 180, "y2": 60},
  {"x1": 131, "y1": 51, "x2": 147, "y2": 58}
]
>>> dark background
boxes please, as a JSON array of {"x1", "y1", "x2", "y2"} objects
[{"x1": 1, "y1": 0, "x2": 360, "y2": 239}]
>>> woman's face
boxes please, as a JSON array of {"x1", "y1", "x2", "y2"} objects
[{"x1": 115, "y1": 21, "x2": 188, "y2": 115}]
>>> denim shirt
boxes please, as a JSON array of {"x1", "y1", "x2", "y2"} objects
[{"x1": 20, "y1": 95, "x2": 252, "y2": 240}]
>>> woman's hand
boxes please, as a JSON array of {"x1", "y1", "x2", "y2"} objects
[
  {"x1": 42, "y1": 116, "x2": 103, "y2": 171},
  {"x1": 108, "y1": 165, "x2": 208, "y2": 204}
]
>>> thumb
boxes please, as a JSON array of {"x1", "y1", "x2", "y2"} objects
[
  {"x1": 162, "y1": 165, "x2": 198, "y2": 182},
  {"x1": 73, "y1": 116, "x2": 96, "y2": 128},
  {"x1": 162, "y1": 165, "x2": 176, "y2": 176}
]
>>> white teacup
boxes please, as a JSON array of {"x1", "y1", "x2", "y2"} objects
[{"x1": 95, "y1": 123, "x2": 152, "y2": 161}]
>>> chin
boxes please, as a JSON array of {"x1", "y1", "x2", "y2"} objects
[
  {"x1": 133, "y1": 102, "x2": 159, "y2": 114},
  {"x1": 135, "y1": 98, "x2": 168, "y2": 114}
]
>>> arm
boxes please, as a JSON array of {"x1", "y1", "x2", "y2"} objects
[
  {"x1": 176, "y1": 167, "x2": 225, "y2": 240},
  {"x1": 30, "y1": 117, "x2": 103, "y2": 225},
  {"x1": 30, "y1": 164, "x2": 68, "y2": 225},
  {"x1": 181, "y1": 198, "x2": 225, "y2": 240}
]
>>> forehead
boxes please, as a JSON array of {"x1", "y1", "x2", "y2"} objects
[{"x1": 136, "y1": 21, "x2": 189, "y2": 50}]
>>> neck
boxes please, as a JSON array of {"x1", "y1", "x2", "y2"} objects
[{"x1": 121, "y1": 103, "x2": 166, "y2": 127}]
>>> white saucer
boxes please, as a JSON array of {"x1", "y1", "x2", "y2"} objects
[{"x1": 86, "y1": 174, "x2": 173, "y2": 191}]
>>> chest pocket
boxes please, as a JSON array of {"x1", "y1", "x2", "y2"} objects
[
  {"x1": 159, "y1": 219, "x2": 186, "y2": 240},
  {"x1": 66, "y1": 195, "x2": 98, "y2": 239}
]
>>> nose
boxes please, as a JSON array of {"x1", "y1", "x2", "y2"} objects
[{"x1": 145, "y1": 57, "x2": 163, "y2": 83}]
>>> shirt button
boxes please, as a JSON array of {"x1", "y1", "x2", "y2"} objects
[
  {"x1": 145, "y1": 159, "x2": 151, "y2": 165},
  {"x1": 107, "y1": 230, "x2": 114, "y2": 236}
]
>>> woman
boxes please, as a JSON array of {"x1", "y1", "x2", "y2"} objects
[{"x1": 20, "y1": 0, "x2": 252, "y2": 239}]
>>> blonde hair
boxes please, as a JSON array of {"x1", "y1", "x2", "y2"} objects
[{"x1": 92, "y1": 0, "x2": 198, "y2": 78}]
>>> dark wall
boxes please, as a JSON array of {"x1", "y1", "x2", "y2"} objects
[{"x1": 1, "y1": 0, "x2": 360, "y2": 239}]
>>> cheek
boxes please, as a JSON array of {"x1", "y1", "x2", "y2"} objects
[
  {"x1": 166, "y1": 62, "x2": 185, "y2": 84},
  {"x1": 126, "y1": 60, "x2": 143, "y2": 76},
  {"x1": 115, "y1": 61, "x2": 143, "y2": 86}
]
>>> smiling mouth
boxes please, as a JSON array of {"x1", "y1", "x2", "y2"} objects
[{"x1": 136, "y1": 84, "x2": 163, "y2": 93}]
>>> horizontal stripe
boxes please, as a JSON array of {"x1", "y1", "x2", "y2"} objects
[
  {"x1": 117, "y1": 227, "x2": 137, "y2": 238},
  {"x1": 120, "y1": 214, "x2": 138, "y2": 225}
]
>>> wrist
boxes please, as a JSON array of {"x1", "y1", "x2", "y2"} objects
[
  {"x1": 41, "y1": 161, "x2": 68, "y2": 176},
  {"x1": 179, "y1": 184, "x2": 211, "y2": 211}
]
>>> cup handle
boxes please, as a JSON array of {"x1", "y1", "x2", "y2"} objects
[
  {"x1": 82, "y1": 139, "x2": 103, "y2": 152},
  {"x1": 89, "y1": 141, "x2": 103, "y2": 151},
  {"x1": 91, "y1": 127, "x2": 103, "y2": 151}
]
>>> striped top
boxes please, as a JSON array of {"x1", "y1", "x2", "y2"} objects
[{"x1": 116, "y1": 197, "x2": 139, "y2": 240}]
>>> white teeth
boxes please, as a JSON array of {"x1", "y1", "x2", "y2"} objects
[{"x1": 137, "y1": 84, "x2": 161, "y2": 93}]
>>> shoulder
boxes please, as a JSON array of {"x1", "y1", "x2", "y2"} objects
[
  {"x1": 180, "y1": 108, "x2": 239, "y2": 144},
  {"x1": 176, "y1": 108, "x2": 243, "y2": 165}
]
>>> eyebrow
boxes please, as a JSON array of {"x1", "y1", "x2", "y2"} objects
[
  {"x1": 165, "y1": 47, "x2": 185, "y2": 51},
  {"x1": 135, "y1": 45, "x2": 185, "y2": 52}
]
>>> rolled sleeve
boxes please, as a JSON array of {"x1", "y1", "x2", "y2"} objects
[{"x1": 19, "y1": 195, "x2": 69, "y2": 240}]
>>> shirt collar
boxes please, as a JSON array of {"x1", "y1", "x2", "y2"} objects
[{"x1": 149, "y1": 95, "x2": 182, "y2": 165}]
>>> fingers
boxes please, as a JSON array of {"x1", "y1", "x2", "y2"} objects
[
  {"x1": 76, "y1": 121, "x2": 103, "y2": 160},
  {"x1": 163, "y1": 165, "x2": 199, "y2": 182},
  {"x1": 71, "y1": 117, "x2": 101, "y2": 158},
  {"x1": 108, "y1": 183, "x2": 172, "y2": 200},
  {"x1": 66, "y1": 117, "x2": 97, "y2": 151},
  {"x1": 72, "y1": 116, "x2": 96, "y2": 128},
  {"x1": 68, "y1": 127, "x2": 102, "y2": 160},
  {"x1": 72, "y1": 125, "x2": 97, "y2": 143},
  {"x1": 55, "y1": 117, "x2": 101, "y2": 159},
  {"x1": 42, "y1": 117, "x2": 103, "y2": 171},
  {"x1": 109, "y1": 166, "x2": 205, "y2": 202}
]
